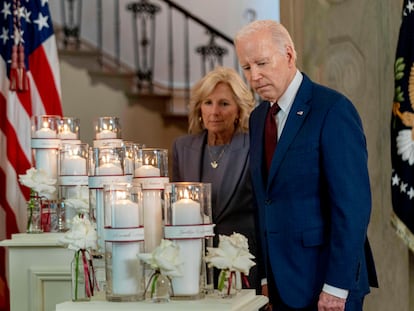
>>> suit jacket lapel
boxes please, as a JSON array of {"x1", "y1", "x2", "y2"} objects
[
  {"x1": 182, "y1": 132, "x2": 206, "y2": 181},
  {"x1": 267, "y1": 75, "x2": 313, "y2": 189},
  {"x1": 214, "y1": 133, "x2": 248, "y2": 221}
]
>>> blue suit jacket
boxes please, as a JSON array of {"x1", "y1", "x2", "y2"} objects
[{"x1": 249, "y1": 74, "x2": 377, "y2": 308}]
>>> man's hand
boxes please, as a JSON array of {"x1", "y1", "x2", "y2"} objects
[
  {"x1": 261, "y1": 284, "x2": 272, "y2": 311},
  {"x1": 318, "y1": 291, "x2": 346, "y2": 311}
]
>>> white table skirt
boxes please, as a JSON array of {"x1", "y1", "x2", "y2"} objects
[{"x1": 56, "y1": 289, "x2": 268, "y2": 311}]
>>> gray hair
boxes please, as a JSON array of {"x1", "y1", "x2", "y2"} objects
[{"x1": 234, "y1": 20, "x2": 297, "y2": 62}]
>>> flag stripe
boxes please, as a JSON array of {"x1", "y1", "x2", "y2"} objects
[
  {"x1": 29, "y1": 43, "x2": 62, "y2": 116},
  {"x1": 0, "y1": 1, "x2": 63, "y2": 310}
]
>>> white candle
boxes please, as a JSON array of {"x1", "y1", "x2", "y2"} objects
[
  {"x1": 34, "y1": 149, "x2": 57, "y2": 200},
  {"x1": 58, "y1": 130, "x2": 77, "y2": 140},
  {"x1": 96, "y1": 130, "x2": 117, "y2": 140},
  {"x1": 171, "y1": 198, "x2": 202, "y2": 296},
  {"x1": 143, "y1": 190, "x2": 162, "y2": 252},
  {"x1": 111, "y1": 199, "x2": 141, "y2": 295},
  {"x1": 34, "y1": 127, "x2": 57, "y2": 138},
  {"x1": 61, "y1": 155, "x2": 87, "y2": 175},
  {"x1": 95, "y1": 163, "x2": 123, "y2": 176},
  {"x1": 134, "y1": 165, "x2": 160, "y2": 177}
]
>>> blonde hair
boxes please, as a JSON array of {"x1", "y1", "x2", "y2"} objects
[
  {"x1": 234, "y1": 20, "x2": 297, "y2": 63},
  {"x1": 188, "y1": 66, "x2": 255, "y2": 134}
]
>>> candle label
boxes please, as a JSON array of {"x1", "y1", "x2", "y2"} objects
[
  {"x1": 164, "y1": 224, "x2": 214, "y2": 239},
  {"x1": 104, "y1": 227, "x2": 144, "y2": 242},
  {"x1": 93, "y1": 139, "x2": 123, "y2": 148},
  {"x1": 59, "y1": 176, "x2": 88, "y2": 186},
  {"x1": 31, "y1": 138, "x2": 61, "y2": 149},
  {"x1": 134, "y1": 177, "x2": 169, "y2": 190},
  {"x1": 88, "y1": 175, "x2": 129, "y2": 188}
]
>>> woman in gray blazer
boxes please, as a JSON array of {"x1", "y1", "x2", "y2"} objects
[{"x1": 172, "y1": 66, "x2": 262, "y2": 293}]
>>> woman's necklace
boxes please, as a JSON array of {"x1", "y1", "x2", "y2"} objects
[{"x1": 207, "y1": 145, "x2": 227, "y2": 169}]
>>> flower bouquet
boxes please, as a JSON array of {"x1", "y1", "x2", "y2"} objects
[
  {"x1": 138, "y1": 239, "x2": 182, "y2": 302},
  {"x1": 205, "y1": 232, "x2": 256, "y2": 297},
  {"x1": 59, "y1": 215, "x2": 98, "y2": 301},
  {"x1": 18, "y1": 168, "x2": 57, "y2": 233}
]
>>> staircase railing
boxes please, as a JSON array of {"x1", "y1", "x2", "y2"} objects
[{"x1": 57, "y1": 0, "x2": 238, "y2": 114}]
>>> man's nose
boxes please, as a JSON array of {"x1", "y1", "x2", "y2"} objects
[{"x1": 250, "y1": 67, "x2": 261, "y2": 81}]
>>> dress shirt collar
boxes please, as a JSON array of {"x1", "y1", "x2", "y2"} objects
[{"x1": 276, "y1": 70, "x2": 303, "y2": 114}]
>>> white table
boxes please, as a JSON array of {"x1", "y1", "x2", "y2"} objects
[
  {"x1": 0, "y1": 233, "x2": 73, "y2": 311},
  {"x1": 56, "y1": 290, "x2": 268, "y2": 311}
]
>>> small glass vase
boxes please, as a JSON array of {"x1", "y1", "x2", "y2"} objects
[
  {"x1": 71, "y1": 250, "x2": 92, "y2": 302},
  {"x1": 148, "y1": 271, "x2": 172, "y2": 303},
  {"x1": 26, "y1": 193, "x2": 42, "y2": 233},
  {"x1": 218, "y1": 270, "x2": 240, "y2": 298}
]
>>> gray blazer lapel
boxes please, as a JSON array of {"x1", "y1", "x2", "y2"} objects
[
  {"x1": 215, "y1": 133, "x2": 249, "y2": 220},
  {"x1": 182, "y1": 132, "x2": 206, "y2": 181}
]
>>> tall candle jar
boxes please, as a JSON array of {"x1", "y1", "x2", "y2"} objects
[
  {"x1": 133, "y1": 148, "x2": 169, "y2": 253},
  {"x1": 93, "y1": 117, "x2": 122, "y2": 148},
  {"x1": 104, "y1": 183, "x2": 145, "y2": 301},
  {"x1": 58, "y1": 117, "x2": 80, "y2": 142},
  {"x1": 59, "y1": 143, "x2": 89, "y2": 229},
  {"x1": 163, "y1": 182, "x2": 213, "y2": 300},
  {"x1": 31, "y1": 115, "x2": 61, "y2": 200}
]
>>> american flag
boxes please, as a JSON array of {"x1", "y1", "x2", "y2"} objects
[
  {"x1": 0, "y1": 0, "x2": 62, "y2": 309},
  {"x1": 391, "y1": 0, "x2": 414, "y2": 251}
]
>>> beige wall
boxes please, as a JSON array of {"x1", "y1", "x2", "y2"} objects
[{"x1": 280, "y1": 0, "x2": 409, "y2": 310}]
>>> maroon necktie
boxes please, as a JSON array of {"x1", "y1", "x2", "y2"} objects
[{"x1": 264, "y1": 102, "x2": 280, "y2": 171}]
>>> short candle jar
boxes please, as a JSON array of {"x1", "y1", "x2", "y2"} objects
[
  {"x1": 163, "y1": 182, "x2": 213, "y2": 300},
  {"x1": 104, "y1": 183, "x2": 145, "y2": 301},
  {"x1": 58, "y1": 117, "x2": 80, "y2": 141}
]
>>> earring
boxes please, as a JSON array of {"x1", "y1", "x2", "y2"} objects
[{"x1": 234, "y1": 118, "x2": 240, "y2": 125}]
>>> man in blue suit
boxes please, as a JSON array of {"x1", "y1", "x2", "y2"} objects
[{"x1": 234, "y1": 20, "x2": 378, "y2": 311}]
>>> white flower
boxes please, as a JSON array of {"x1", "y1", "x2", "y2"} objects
[
  {"x1": 397, "y1": 129, "x2": 414, "y2": 165},
  {"x1": 59, "y1": 215, "x2": 97, "y2": 251},
  {"x1": 138, "y1": 239, "x2": 182, "y2": 277},
  {"x1": 19, "y1": 167, "x2": 56, "y2": 197},
  {"x1": 64, "y1": 186, "x2": 90, "y2": 214},
  {"x1": 205, "y1": 232, "x2": 256, "y2": 275}
]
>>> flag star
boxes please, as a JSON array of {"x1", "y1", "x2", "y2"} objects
[
  {"x1": 392, "y1": 174, "x2": 400, "y2": 186},
  {"x1": 1, "y1": 1, "x2": 12, "y2": 20},
  {"x1": 407, "y1": 0, "x2": 414, "y2": 13},
  {"x1": 34, "y1": 12, "x2": 49, "y2": 31},
  {"x1": 400, "y1": 182, "x2": 408, "y2": 193},
  {"x1": 408, "y1": 187, "x2": 414, "y2": 200},
  {"x1": 24, "y1": 7, "x2": 31, "y2": 23},
  {"x1": 0, "y1": 27, "x2": 9, "y2": 45},
  {"x1": 16, "y1": 6, "x2": 25, "y2": 19},
  {"x1": 12, "y1": 28, "x2": 24, "y2": 45},
  {"x1": 41, "y1": 0, "x2": 49, "y2": 7}
]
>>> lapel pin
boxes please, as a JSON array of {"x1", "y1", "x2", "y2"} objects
[{"x1": 297, "y1": 111, "x2": 304, "y2": 116}]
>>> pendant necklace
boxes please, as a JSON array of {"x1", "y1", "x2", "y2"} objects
[{"x1": 207, "y1": 145, "x2": 227, "y2": 169}]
